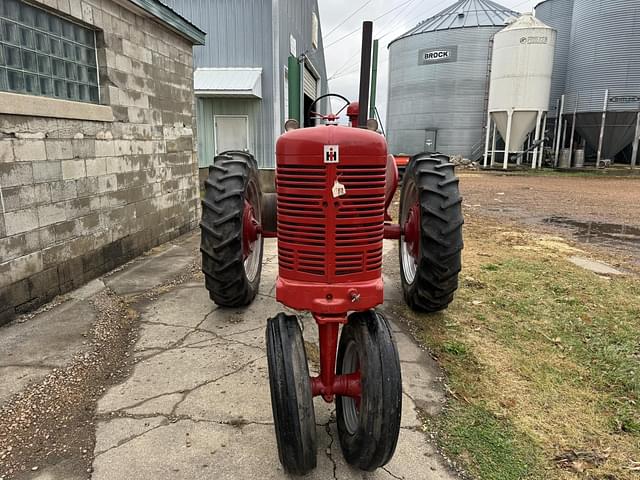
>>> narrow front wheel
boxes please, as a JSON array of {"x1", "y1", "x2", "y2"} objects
[
  {"x1": 266, "y1": 313, "x2": 317, "y2": 475},
  {"x1": 336, "y1": 310, "x2": 402, "y2": 471}
]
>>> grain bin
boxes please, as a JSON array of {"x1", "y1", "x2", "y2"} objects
[
  {"x1": 534, "y1": 0, "x2": 574, "y2": 118},
  {"x1": 386, "y1": 0, "x2": 517, "y2": 159},
  {"x1": 564, "y1": 0, "x2": 640, "y2": 161},
  {"x1": 486, "y1": 14, "x2": 556, "y2": 169}
]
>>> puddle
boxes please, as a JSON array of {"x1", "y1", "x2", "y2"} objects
[{"x1": 543, "y1": 217, "x2": 640, "y2": 246}]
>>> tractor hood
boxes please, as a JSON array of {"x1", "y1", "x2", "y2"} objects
[{"x1": 276, "y1": 125, "x2": 388, "y2": 159}]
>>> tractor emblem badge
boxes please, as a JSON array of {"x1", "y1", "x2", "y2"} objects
[{"x1": 324, "y1": 145, "x2": 340, "y2": 163}]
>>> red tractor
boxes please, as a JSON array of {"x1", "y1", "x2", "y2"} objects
[{"x1": 200, "y1": 23, "x2": 463, "y2": 475}]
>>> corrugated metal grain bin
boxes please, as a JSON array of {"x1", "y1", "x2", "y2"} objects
[
  {"x1": 386, "y1": 0, "x2": 517, "y2": 159},
  {"x1": 564, "y1": 0, "x2": 640, "y2": 158},
  {"x1": 534, "y1": 0, "x2": 574, "y2": 118}
]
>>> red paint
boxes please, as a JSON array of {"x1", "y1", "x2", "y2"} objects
[
  {"x1": 346, "y1": 102, "x2": 359, "y2": 128},
  {"x1": 275, "y1": 124, "x2": 387, "y2": 311},
  {"x1": 310, "y1": 321, "x2": 361, "y2": 403},
  {"x1": 384, "y1": 223, "x2": 401, "y2": 240},
  {"x1": 393, "y1": 155, "x2": 410, "y2": 167},
  {"x1": 404, "y1": 204, "x2": 420, "y2": 259},
  {"x1": 384, "y1": 154, "x2": 399, "y2": 221},
  {"x1": 242, "y1": 200, "x2": 260, "y2": 259}
]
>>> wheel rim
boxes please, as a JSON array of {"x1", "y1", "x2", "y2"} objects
[
  {"x1": 340, "y1": 340, "x2": 360, "y2": 435},
  {"x1": 243, "y1": 179, "x2": 262, "y2": 283},
  {"x1": 400, "y1": 181, "x2": 419, "y2": 285}
]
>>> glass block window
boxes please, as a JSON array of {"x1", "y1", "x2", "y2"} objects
[{"x1": 0, "y1": 0, "x2": 99, "y2": 103}]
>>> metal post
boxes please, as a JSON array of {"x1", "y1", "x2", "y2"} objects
[
  {"x1": 551, "y1": 98, "x2": 560, "y2": 154},
  {"x1": 561, "y1": 119, "x2": 568, "y2": 155},
  {"x1": 539, "y1": 113, "x2": 547, "y2": 168},
  {"x1": 483, "y1": 115, "x2": 492, "y2": 167},
  {"x1": 631, "y1": 110, "x2": 640, "y2": 169},
  {"x1": 369, "y1": 39, "x2": 379, "y2": 120},
  {"x1": 287, "y1": 55, "x2": 301, "y2": 123},
  {"x1": 532, "y1": 111, "x2": 543, "y2": 169},
  {"x1": 519, "y1": 133, "x2": 527, "y2": 166},
  {"x1": 569, "y1": 95, "x2": 578, "y2": 167},
  {"x1": 597, "y1": 89, "x2": 609, "y2": 166},
  {"x1": 358, "y1": 21, "x2": 373, "y2": 127},
  {"x1": 503, "y1": 111, "x2": 513, "y2": 170},
  {"x1": 491, "y1": 121, "x2": 497, "y2": 167},
  {"x1": 554, "y1": 95, "x2": 565, "y2": 166}
]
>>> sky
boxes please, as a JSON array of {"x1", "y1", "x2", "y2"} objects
[{"x1": 318, "y1": 0, "x2": 537, "y2": 127}]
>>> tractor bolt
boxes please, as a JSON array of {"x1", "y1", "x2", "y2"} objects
[{"x1": 349, "y1": 290, "x2": 361, "y2": 303}]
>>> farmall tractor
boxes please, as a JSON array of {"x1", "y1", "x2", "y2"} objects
[{"x1": 200, "y1": 22, "x2": 463, "y2": 475}]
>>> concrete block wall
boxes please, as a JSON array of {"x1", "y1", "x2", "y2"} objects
[{"x1": 0, "y1": 0, "x2": 200, "y2": 323}]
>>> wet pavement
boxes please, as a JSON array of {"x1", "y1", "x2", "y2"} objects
[{"x1": 1, "y1": 233, "x2": 458, "y2": 480}]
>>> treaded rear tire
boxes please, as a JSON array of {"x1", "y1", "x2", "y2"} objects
[
  {"x1": 266, "y1": 313, "x2": 317, "y2": 475},
  {"x1": 336, "y1": 310, "x2": 402, "y2": 471},
  {"x1": 200, "y1": 151, "x2": 263, "y2": 307},
  {"x1": 399, "y1": 153, "x2": 464, "y2": 312}
]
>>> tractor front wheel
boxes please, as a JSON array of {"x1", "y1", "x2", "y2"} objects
[
  {"x1": 399, "y1": 154, "x2": 464, "y2": 312},
  {"x1": 336, "y1": 310, "x2": 402, "y2": 471},
  {"x1": 200, "y1": 151, "x2": 263, "y2": 307},
  {"x1": 266, "y1": 313, "x2": 317, "y2": 475}
]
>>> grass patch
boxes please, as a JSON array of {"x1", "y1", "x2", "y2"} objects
[
  {"x1": 436, "y1": 404, "x2": 543, "y2": 480},
  {"x1": 408, "y1": 216, "x2": 640, "y2": 479}
]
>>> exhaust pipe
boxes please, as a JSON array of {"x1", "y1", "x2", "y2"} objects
[{"x1": 358, "y1": 21, "x2": 373, "y2": 128}]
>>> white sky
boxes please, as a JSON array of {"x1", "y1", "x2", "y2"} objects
[{"x1": 318, "y1": 0, "x2": 537, "y2": 127}]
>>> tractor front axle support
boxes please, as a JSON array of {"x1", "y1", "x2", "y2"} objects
[{"x1": 310, "y1": 321, "x2": 361, "y2": 403}]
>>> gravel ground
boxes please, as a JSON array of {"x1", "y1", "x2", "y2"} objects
[
  {"x1": 0, "y1": 242, "x2": 200, "y2": 480},
  {"x1": 458, "y1": 172, "x2": 640, "y2": 268}
]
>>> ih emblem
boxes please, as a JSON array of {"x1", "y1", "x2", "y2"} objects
[{"x1": 324, "y1": 145, "x2": 339, "y2": 163}]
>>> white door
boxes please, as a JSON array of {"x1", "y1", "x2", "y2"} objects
[{"x1": 214, "y1": 115, "x2": 249, "y2": 154}]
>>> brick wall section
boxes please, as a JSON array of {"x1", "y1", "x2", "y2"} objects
[{"x1": 0, "y1": 0, "x2": 200, "y2": 324}]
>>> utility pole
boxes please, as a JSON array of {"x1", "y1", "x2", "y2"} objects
[{"x1": 369, "y1": 39, "x2": 379, "y2": 120}]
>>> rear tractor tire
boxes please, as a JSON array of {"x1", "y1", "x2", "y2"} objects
[
  {"x1": 399, "y1": 153, "x2": 464, "y2": 312},
  {"x1": 200, "y1": 151, "x2": 263, "y2": 307}
]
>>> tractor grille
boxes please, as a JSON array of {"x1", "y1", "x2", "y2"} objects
[
  {"x1": 335, "y1": 165, "x2": 385, "y2": 277},
  {"x1": 277, "y1": 165, "x2": 326, "y2": 277},
  {"x1": 277, "y1": 163, "x2": 385, "y2": 281}
]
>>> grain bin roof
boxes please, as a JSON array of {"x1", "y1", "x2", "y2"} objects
[{"x1": 389, "y1": 0, "x2": 517, "y2": 45}]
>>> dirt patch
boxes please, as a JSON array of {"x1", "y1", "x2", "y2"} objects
[{"x1": 459, "y1": 173, "x2": 640, "y2": 269}]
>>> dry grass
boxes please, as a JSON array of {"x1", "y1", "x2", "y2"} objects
[{"x1": 404, "y1": 212, "x2": 640, "y2": 480}]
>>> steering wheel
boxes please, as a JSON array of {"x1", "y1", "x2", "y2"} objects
[{"x1": 307, "y1": 93, "x2": 351, "y2": 122}]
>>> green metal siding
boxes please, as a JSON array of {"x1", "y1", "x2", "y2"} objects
[{"x1": 196, "y1": 97, "x2": 263, "y2": 168}]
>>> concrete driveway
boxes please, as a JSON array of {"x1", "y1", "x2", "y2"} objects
[{"x1": 1, "y1": 234, "x2": 457, "y2": 480}]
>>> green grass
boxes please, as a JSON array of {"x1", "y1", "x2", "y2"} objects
[
  {"x1": 435, "y1": 404, "x2": 543, "y2": 480},
  {"x1": 408, "y1": 220, "x2": 640, "y2": 479}
]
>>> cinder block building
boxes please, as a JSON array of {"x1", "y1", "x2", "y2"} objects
[{"x1": 0, "y1": 0, "x2": 205, "y2": 323}]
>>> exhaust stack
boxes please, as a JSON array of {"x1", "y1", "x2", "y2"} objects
[{"x1": 358, "y1": 21, "x2": 373, "y2": 128}]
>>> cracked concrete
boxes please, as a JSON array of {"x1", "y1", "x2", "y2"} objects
[
  {"x1": 90, "y1": 237, "x2": 457, "y2": 480},
  {"x1": 1, "y1": 232, "x2": 458, "y2": 479}
]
